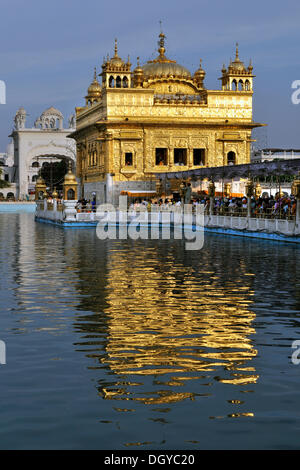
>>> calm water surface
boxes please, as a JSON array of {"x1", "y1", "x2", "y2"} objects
[{"x1": 0, "y1": 212, "x2": 300, "y2": 449}]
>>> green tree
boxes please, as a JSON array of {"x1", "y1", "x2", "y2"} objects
[
  {"x1": 0, "y1": 168, "x2": 10, "y2": 189},
  {"x1": 41, "y1": 160, "x2": 67, "y2": 191}
]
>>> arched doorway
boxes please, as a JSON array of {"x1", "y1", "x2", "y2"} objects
[
  {"x1": 227, "y1": 151, "x2": 236, "y2": 165},
  {"x1": 6, "y1": 192, "x2": 15, "y2": 200},
  {"x1": 39, "y1": 157, "x2": 71, "y2": 192}
]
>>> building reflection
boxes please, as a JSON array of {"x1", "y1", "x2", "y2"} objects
[
  {"x1": 72, "y1": 236, "x2": 259, "y2": 406},
  {"x1": 8, "y1": 216, "x2": 260, "y2": 410}
]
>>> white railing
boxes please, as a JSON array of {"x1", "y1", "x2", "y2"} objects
[{"x1": 35, "y1": 200, "x2": 300, "y2": 237}]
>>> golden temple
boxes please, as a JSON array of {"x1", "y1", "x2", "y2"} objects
[{"x1": 70, "y1": 32, "x2": 263, "y2": 203}]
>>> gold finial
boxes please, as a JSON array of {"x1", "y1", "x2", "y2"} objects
[
  {"x1": 158, "y1": 30, "x2": 166, "y2": 57},
  {"x1": 93, "y1": 67, "x2": 97, "y2": 80},
  {"x1": 114, "y1": 38, "x2": 118, "y2": 57},
  {"x1": 235, "y1": 42, "x2": 239, "y2": 60},
  {"x1": 137, "y1": 56, "x2": 140, "y2": 66}
]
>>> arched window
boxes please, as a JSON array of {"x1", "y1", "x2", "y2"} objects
[
  {"x1": 245, "y1": 80, "x2": 251, "y2": 91},
  {"x1": 238, "y1": 80, "x2": 244, "y2": 91},
  {"x1": 116, "y1": 76, "x2": 121, "y2": 88},
  {"x1": 109, "y1": 76, "x2": 114, "y2": 88},
  {"x1": 123, "y1": 76, "x2": 128, "y2": 88},
  {"x1": 227, "y1": 151, "x2": 236, "y2": 165},
  {"x1": 32, "y1": 161, "x2": 39, "y2": 168},
  {"x1": 67, "y1": 188, "x2": 75, "y2": 200},
  {"x1": 32, "y1": 175, "x2": 38, "y2": 182},
  {"x1": 232, "y1": 79, "x2": 237, "y2": 91}
]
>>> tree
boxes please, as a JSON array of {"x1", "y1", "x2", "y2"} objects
[
  {"x1": 0, "y1": 168, "x2": 10, "y2": 189},
  {"x1": 41, "y1": 160, "x2": 68, "y2": 191}
]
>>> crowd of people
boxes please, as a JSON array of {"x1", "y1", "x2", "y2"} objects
[
  {"x1": 206, "y1": 194, "x2": 297, "y2": 218},
  {"x1": 127, "y1": 193, "x2": 297, "y2": 219},
  {"x1": 75, "y1": 198, "x2": 97, "y2": 213}
]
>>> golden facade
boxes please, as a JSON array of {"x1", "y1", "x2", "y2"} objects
[{"x1": 70, "y1": 33, "x2": 263, "y2": 203}]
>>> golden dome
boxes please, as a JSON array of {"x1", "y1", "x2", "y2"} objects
[
  {"x1": 108, "y1": 39, "x2": 125, "y2": 67},
  {"x1": 87, "y1": 68, "x2": 101, "y2": 96},
  {"x1": 194, "y1": 59, "x2": 206, "y2": 78},
  {"x1": 134, "y1": 57, "x2": 143, "y2": 74},
  {"x1": 36, "y1": 175, "x2": 45, "y2": 185},
  {"x1": 64, "y1": 162, "x2": 77, "y2": 183},
  {"x1": 142, "y1": 32, "x2": 191, "y2": 80},
  {"x1": 229, "y1": 43, "x2": 246, "y2": 72},
  {"x1": 52, "y1": 187, "x2": 59, "y2": 198}
]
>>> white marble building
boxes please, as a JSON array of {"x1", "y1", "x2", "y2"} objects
[
  {"x1": 0, "y1": 141, "x2": 17, "y2": 198},
  {"x1": 7, "y1": 106, "x2": 76, "y2": 199}
]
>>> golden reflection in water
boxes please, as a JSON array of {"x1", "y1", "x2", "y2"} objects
[{"x1": 88, "y1": 245, "x2": 259, "y2": 405}]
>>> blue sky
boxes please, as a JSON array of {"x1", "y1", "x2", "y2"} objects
[{"x1": 0, "y1": 0, "x2": 300, "y2": 150}]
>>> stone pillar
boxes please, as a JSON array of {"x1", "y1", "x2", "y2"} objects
[
  {"x1": 106, "y1": 173, "x2": 114, "y2": 204},
  {"x1": 168, "y1": 147, "x2": 174, "y2": 168},
  {"x1": 188, "y1": 147, "x2": 193, "y2": 168},
  {"x1": 63, "y1": 200, "x2": 77, "y2": 221},
  {"x1": 247, "y1": 197, "x2": 251, "y2": 218}
]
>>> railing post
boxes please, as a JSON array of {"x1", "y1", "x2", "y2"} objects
[{"x1": 208, "y1": 181, "x2": 215, "y2": 219}]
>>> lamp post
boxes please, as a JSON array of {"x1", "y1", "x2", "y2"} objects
[
  {"x1": 292, "y1": 172, "x2": 300, "y2": 226},
  {"x1": 255, "y1": 182, "x2": 262, "y2": 198},
  {"x1": 208, "y1": 180, "x2": 215, "y2": 216},
  {"x1": 245, "y1": 178, "x2": 254, "y2": 218}
]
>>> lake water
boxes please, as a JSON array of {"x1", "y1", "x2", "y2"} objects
[{"x1": 0, "y1": 212, "x2": 300, "y2": 450}]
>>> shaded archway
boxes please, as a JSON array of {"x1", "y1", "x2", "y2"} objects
[
  {"x1": 39, "y1": 157, "x2": 72, "y2": 191},
  {"x1": 227, "y1": 151, "x2": 236, "y2": 165}
]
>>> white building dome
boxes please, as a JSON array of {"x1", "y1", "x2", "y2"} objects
[{"x1": 35, "y1": 106, "x2": 64, "y2": 129}]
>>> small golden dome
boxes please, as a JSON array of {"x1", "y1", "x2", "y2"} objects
[
  {"x1": 64, "y1": 162, "x2": 77, "y2": 183},
  {"x1": 134, "y1": 57, "x2": 143, "y2": 74},
  {"x1": 108, "y1": 39, "x2": 126, "y2": 67},
  {"x1": 87, "y1": 68, "x2": 101, "y2": 96},
  {"x1": 230, "y1": 43, "x2": 246, "y2": 72},
  {"x1": 36, "y1": 175, "x2": 45, "y2": 185},
  {"x1": 194, "y1": 59, "x2": 206, "y2": 78}
]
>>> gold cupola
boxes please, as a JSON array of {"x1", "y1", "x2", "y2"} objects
[
  {"x1": 220, "y1": 43, "x2": 254, "y2": 91},
  {"x1": 101, "y1": 39, "x2": 132, "y2": 88},
  {"x1": 133, "y1": 57, "x2": 144, "y2": 87},
  {"x1": 230, "y1": 43, "x2": 246, "y2": 72},
  {"x1": 141, "y1": 32, "x2": 191, "y2": 80},
  {"x1": 85, "y1": 67, "x2": 101, "y2": 106},
  {"x1": 194, "y1": 59, "x2": 206, "y2": 89},
  {"x1": 63, "y1": 161, "x2": 78, "y2": 200},
  {"x1": 35, "y1": 174, "x2": 47, "y2": 200}
]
